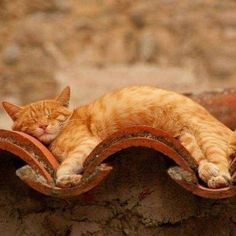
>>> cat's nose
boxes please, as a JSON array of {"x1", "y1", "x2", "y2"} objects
[{"x1": 39, "y1": 124, "x2": 48, "y2": 130}]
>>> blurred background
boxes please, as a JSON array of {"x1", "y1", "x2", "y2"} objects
[{"x1": 0, "y1": 0, "x2": 236, "y2": 128}]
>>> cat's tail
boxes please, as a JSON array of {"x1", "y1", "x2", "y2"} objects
[
  {"x1": 230, "y1": 130, "x2": 236, "y2": 145},
  {"x1": 229, "y1": 130, "x2": 236, "y2": 158}
]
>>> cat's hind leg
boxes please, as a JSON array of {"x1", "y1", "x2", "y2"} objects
[
  {"x1": 178, "y1": 130, "x2": 231, "y2": 188},
  {"x1": 178, "y1": 131, "x2": 205, "y2": 164},
  {"x1": 56, "y1": 137, "x2": 99, "y2": 188},
  {"x1": 197, "y1": 132, "x2": 231, "y2": 188}
]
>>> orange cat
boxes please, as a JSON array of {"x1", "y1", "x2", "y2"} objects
[{"x1": 2, "y1": 86, "x2": 235, "y2": 188}]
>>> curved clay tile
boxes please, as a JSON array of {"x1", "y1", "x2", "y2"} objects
[{"x1": 0, "y1": 89, "x2": 235, "y2": 199}]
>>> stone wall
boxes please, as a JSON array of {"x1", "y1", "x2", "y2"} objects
[
  {"x1": 1, "y1": 0, "x2": 236, "y2": 127},
  {"x1": 0, "y1": 148, "x2": 235, "y2": 235}
]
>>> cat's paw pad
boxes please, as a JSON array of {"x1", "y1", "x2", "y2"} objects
[
  {"x1": 198, "y1": 162, "x2": 231, "y2": 188},
  {"x1": 56, "y1": 174, "x2": 82, "y2": 188},
  {"x1": 208, "y1": 174, "x2": 231, "y2": 189}
]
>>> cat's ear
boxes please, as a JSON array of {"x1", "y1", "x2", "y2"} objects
[
  {"x1": 2, "y1": 101, "x2": 23, "y2": 121},
  {"x1": 55, "y1": 86, "x2": 70, "y2": 107}
]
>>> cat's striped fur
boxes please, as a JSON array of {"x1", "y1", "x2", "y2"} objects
[{"x1": 2, "y1": 86, "x2": 235, "y2": 188}]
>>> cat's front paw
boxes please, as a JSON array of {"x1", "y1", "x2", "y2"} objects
[
  {"x1": 56, "y1": 174, "x2": 82, "y2": 188},
  {"x1": 198, "y1": 162, "x2": 231, "y2": 188}
]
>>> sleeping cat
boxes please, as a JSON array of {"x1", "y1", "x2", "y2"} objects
[{"x1": 2, "y1": 86, "x2": 235, "y2": 188}]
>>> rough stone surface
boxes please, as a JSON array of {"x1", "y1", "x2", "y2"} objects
[{"x1": 0, "y1": 149, "x2": 235, "y2": 235}]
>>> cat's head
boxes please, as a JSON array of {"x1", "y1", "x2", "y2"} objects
[{"x1": 2, "y1": 87, "x2": 71, "y2": 144}]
